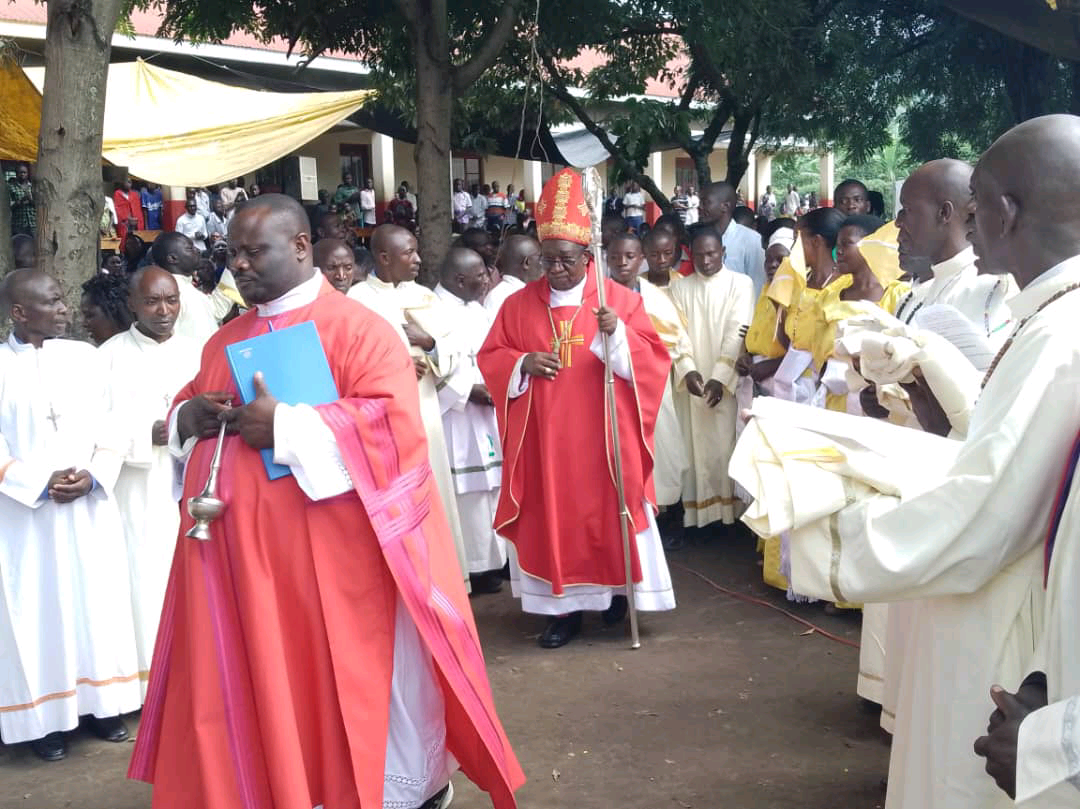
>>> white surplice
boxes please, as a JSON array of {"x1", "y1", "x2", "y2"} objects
[
  {"x1": 729, "y1": 256, "x2": 1080, "y2": 809},
  {"x1": 0, "y1": 335, "x2": 142, "y2": 743},
  {"x1": 99, "y1": 324, "x2": 201, "y2": 676},
  {"x1": 1014, "y1": 445, "x2": 1080, "y2": 807},
  {"x1": 433, "y1": 284, "x2": 506, "y2": 573},
  {"x1": 170, "y1": 269, "x2": 457, "y2": 808},
  {"x1": 483, "y1": 274, "x2": 525, "y2": 316},
  {"x1": 669, "y1": 269, "x2": 754, "y2": 526},
  {"x1": 637, "y1": 277, "x2": 693, "y2": 506},
  {"x1": 172, "y1": 272, "x2": 219, "y2": 346},
  {"x1": 348, "y1": 275, "x2": 470, "y2": 583},
  {"x1": 505, "y1": 276, "x2": 676, "y2": 615},
  {"x1": 892, "y1": 247, "x2": 1015, "y2": 346}
]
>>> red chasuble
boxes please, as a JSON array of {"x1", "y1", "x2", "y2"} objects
[
  {"x1": 129, "y1": 278, "x2": 523, "y2": 809},
  {"x1": 478, "y1": 267, "x2": 669, "y2": 594}
]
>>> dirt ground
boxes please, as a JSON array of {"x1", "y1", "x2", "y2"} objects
[{"x1": 0, "y1": 526, "x2": 890, "y2": 809}]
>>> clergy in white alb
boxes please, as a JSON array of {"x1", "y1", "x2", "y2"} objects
[
  {"x1": 0, "y1": 270, "x2": 141, "y2": 757},
  {"x1": 483, "y1": 233, "x2": 541, "y2": 315},
  {"x1": 895, "y1": 159, "x2": 1014, "y2": 346},
  {"x1": 729, "y1": 114, "x2": 1080, "y2": 809},
  {"x1": 150, "y1": 231, "x2": 219, "y2": 345},
  {"x1": 607, "y1": 231, "x2": 692, "y2": 506},
  {"x1": 972, "y1": 431, "x2": 1080, "y2": 808},
  {"x1": 99, "y1": 267, "x2": 201, "y2": 676},
  {"x1": 669, "y1": 224, "x2": 754, "y2": 527},
  {"x1": 434, "y1": 248, "x2": 507, "y2": 587},
  {"x1": 348, "y1": 224, "x2": 470, "y2": 584}
]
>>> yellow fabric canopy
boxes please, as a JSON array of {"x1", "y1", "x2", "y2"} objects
[
  {"x1": 21, "y1": 59, "x2": 374, "y2": 187},
  {"x1": 0, "y1": 59, "x2": 43, "y2": 162}
]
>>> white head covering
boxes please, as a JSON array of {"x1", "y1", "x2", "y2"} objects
[{"x1": 767, "y1": 227, "x2": 796, "y2": 250}]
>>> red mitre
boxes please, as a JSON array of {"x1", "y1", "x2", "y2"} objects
[{"x1": 535, "y1": 168, "x2": 592, "y2": 246}]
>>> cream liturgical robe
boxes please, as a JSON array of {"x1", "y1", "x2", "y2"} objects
[
  {"x1": 483, "y1": 274, "x2": 525, "y2": 316},
  {"x1": 669, "y1": 269, "x2": 754, "y2": 526},
  {"x1": 348, "y1": 275, "x2": 470, "y2": 582},
  {"x1": 1013, "y1": 455, "x2": 1080, "y2": 808},
  {"x1": 434, "y1": 284, "x2": 506, "y2": 574},
  {"x1": 892, "y1": 246, "x2": 1015, "y2": 347},
  {"x1": 99, "y1": 324, "x2": 201, "y2": 675},
  {"x1": 638, "y1": 277, "x2": 693, "y2": 506},
  {"x1": 730, "y1": 257, "x2": 1080, "y2": 809},
  {"x1": 172, "y1": 272, "x2": 219, "y2": 346},
  {"x1": 0, "y1": 335, "x2": 142, "y2": 743}
]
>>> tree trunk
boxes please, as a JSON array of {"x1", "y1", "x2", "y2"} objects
[
  {"x1": 1003, "y1": 40, "x2": 1050, "y2": 123},
  {"x1": 724, "y1": 109, "x2": 757, "y2": 187},
  {"x1": 36, "y1": 0, "x2": 124, "y2": 320},
  {"x1": 689, "y1": 148, "x2": 712, "y2": 191},
  {"x1": 408, "y1": 0, "x2": 453, "y2": 288}
]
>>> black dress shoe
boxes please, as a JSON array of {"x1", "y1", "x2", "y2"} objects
[
  {"x1": 602, "y1": 595, "x2": 628, "y2": 625},
  {"x1": 85, "y1": 714, "x2": 129, "y2": 742},
  {"x1": 499, "y1": 561, "x2": 511, "y2": 581},
  {"x1": 29, "y1": 732, "x2": 65, "y2": 761},
  {"x1": 539, "y1": 612, "x2": 582, "y2": 648},
  {"x1": 469, "y1": 570, "x2": 503, "y2": 594}
]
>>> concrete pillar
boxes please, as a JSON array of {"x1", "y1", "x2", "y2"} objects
[
  {"x1": 742, "y1": 149, "x2": 757, "y2": 210},
  {"x1": 371, "y1": 133, "x2": 397, "y2": 218},
  {"x1": 163, "y1": 186, "x2": 186, "y2": 232},
  {"x1": 755, "y1": 153, "x2": 774, "y2": 207},
  {"x1": 818, "y1": 151, "x2": 835, "y2": 207},
  {"x1": 646, "y1": 151, "x2": 664, "y2": 224},
  {"x1": 522, "y1": 160, "x2": 544, "y2": 211}
]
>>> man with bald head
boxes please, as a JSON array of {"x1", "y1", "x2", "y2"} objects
[
  {"x1": 484, "y1": 233, "x2": 541, "y2": 314},
  {"x1": 0, "y1": 269, "x2": 141, "y2": 760},
  {"x1": 131, "y1": 195, "x2": 522, "y2": 809},
  {"x1": 435, "y1": 247, "x2": 508, "y2": 592},
  {"x1": 348, "y1": 224, "x2": 472, "y2": 585},
  {"x1": 698, "y1": 181, "x2": 765, "y2": 295},
  {"x1": 894, "y1": 159, "x2": 1014, "y2": 343},
  {"x1": 731, "y1": 114, "x2": 1080, "y2": 809},
  {"x1": 98, "y1": 266, "x2": 200, "y2": 675}
]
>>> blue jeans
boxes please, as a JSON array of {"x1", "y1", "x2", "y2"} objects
[{"x1": 625, "y1": 215, "x2": 644, "y2": 234}]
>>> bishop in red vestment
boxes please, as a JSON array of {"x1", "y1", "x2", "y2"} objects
[
  {"x1": 477, "y1": 169, "x2": 674, "y2": 649},
  {"x1": 128, "y1": 195, "x2": 523, "y2": 809}
]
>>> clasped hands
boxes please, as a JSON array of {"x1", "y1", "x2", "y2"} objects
[
  {"x1": 973, "y1": 675, "x2": 1048, "y2": 799},
  {"x1": 522, "y1": 307, "x2": 617, "y2": 382},
  {"x1": 683, "y1": 371, "x2": 725, "y2": 407},
  {"x1": 177, "y1": 372, "x2": 279, "y2": 450}
]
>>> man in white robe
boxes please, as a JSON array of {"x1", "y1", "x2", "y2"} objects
[
  {"x1": 348, "y1": 224, "x2": 470, "y2": 585},
  {"x1": 150, "y1": 231, "x2": 218, "y2": 345},
  {"x1": 99, "y1": 267, "x2": 201, "y2": 676},
  {"x1": 483, "y1": 233, "x2": 540, "y2": 314},
  {"x1": 975, "y1": 432, "x2": 1080, "y2": 807},
  {"x1": 730, "y1": 114, "x2": 1080, "y2": 809},
  {"x1": 670, "y1": 224, "x2": 754, "y2": 528},
  {"x1": 0, "y1": 270, "x2": 142, "y2": 760},
  {"x1": 434, "y1": 248, "x2": 507, "y2": 592},
  {"x1": 608, "y1": 231, "x2": 693, "y2": 508},
  {"x1": 895, "y1": 159, "x2": 1014, "y2": 345}
]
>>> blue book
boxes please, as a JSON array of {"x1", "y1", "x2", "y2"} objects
[{"x1": 225, "y1": 320, "x2": 340, "y2": 480}]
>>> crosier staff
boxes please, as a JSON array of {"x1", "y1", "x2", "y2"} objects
[{"x1": 582, "y1": 167, "x2": 640, "y2": 650}]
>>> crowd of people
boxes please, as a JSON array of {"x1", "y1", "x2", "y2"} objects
[{"x1": 3, "y1": 113, "x2": 1080, "y2": 809}]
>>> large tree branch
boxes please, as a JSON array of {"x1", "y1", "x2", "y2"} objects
[
  {"x1": 541, "y1": 48, "x2": 671, "y2": 210},
  {"x1": 700, "y1": 99, "x2": 733, "y2": 151},
  {"x1": 678, "y1": 74, "x2": 701, "y2": 111},
  {"x1": 452, "y1": 0, "x2": 520, "y2": 93}
]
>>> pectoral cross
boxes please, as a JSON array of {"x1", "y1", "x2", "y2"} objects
[
  {"x1": 550, "y1": 320, "x2": 584, "y2": 368},
  {"x1": 164, "y1": 392, "x2": 173, "y2": 411},
  {"x1": 47, "y1": 404, "x2": 61, "y2": 431}
]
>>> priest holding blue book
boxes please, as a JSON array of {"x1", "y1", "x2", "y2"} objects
[{"x1": 129, "y1": 194, "x2": 523, "y2": 809}]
